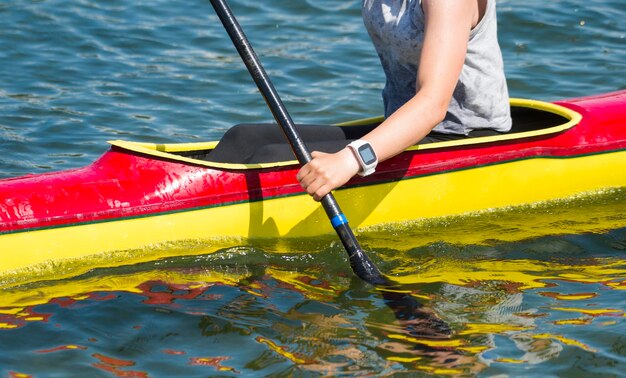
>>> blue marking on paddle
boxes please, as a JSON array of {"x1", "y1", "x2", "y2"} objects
[{"x1": 331, "y1": 214, "x2": 348, "y2": 228}]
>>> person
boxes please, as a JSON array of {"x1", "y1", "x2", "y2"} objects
[{"x1": 297, "y1": 0, "x2": 512, "y2": 201}]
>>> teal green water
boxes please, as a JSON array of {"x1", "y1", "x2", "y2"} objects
[{"x1": 1, "y1": 0, "x2": 626, "y2": 376}]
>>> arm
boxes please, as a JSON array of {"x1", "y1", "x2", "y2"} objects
[{"x1": 298, "y1": 0, "x2": 479, "y2": 201}]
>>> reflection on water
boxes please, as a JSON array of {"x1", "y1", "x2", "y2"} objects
[
  {"x1": 1, "y1": 256, "x2": 625, "y2": 375},
  {"x1": 1, "y1": 191, "x2": 625, "y2": 376}
]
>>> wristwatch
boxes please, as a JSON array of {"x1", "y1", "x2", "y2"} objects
[{"x1": 347, "y1": 140, "x2": 378, "y2": 177}]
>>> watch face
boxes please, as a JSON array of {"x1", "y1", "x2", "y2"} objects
[{"x1": 358, "y1": 144, "x2": 377, "y2": 165}]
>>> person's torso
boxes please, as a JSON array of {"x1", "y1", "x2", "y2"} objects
[{"x1": 362, "y1": 0, "x2": 512, "y2": 134}]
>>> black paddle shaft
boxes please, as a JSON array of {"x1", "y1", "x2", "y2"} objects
[{"x1": 209, "y1": 0, "x2": 388, "y2": 285}]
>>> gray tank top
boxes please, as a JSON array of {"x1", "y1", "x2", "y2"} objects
[{"x1": 362, "y1": 0, "x2": 512, "y2": 135}]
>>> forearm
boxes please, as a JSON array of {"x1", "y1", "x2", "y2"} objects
[
  {"x1": 360, "y1": 91, "x2": 447, "y2": 162},
  {"x1": 298, "y1": 93, "x2": 446, "y2": 201}
]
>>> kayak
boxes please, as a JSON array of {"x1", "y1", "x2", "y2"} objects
[{"x1": 1, "y1": 91, "x2": 625, "y2": 277}]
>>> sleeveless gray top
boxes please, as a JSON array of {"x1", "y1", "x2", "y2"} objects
[{"x1": 362, "y1": 0, "x2": 512, "y2": 135}]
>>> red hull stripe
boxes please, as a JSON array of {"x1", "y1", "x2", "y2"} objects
[{"x1": 2, "y1": 146, "x2": 624, "y2": 235}]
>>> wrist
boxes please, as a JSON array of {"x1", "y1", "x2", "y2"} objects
[
  {"x1": 347, "y1": 140, "x2": 378, "y2": 176},
  {"x1": 340, "y1": 147, "x2": 361, "y2": 176}
]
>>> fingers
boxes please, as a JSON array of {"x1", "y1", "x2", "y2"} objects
[
  {"x1": 309, "y1": 179, "x2": 332, "y2": 202},
  {"x1": 296, "y1": 149, "x2": 359, "y2": 201},
  {"x1": 297, "y1": 153, "x2": 333, "y2": 201},
  {"x1": 305, "y1": 180, "x2": 331, "y2": 201}
]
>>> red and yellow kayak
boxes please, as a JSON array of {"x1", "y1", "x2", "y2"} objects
[{"x1": 1, "y1": 91, "x2": 625, "y2": 277}]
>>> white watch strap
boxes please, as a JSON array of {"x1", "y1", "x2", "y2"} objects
[{"x1": 347, "y1": 140, "x2": 378, "y2": 177}]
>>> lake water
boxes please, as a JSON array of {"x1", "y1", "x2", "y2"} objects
[{"x1": 1, "y1": 0, "x2": 625, "y2": 376}]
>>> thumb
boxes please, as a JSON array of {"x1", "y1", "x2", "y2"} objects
[{"x1": 310, "y1": 150, "x2": 329, "y2": 159}]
